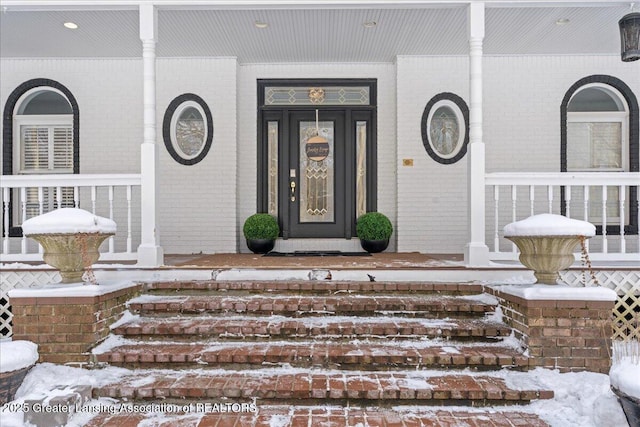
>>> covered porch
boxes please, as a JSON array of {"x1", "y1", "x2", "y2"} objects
[{"x1": 1, "y1": 0, "x2": 639, "y2": 267}]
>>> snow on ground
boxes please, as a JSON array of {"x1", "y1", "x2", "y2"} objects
[
  {"x1": 610, "y1": 340, "x2": 640, "y2": 399},
  {"x1": 503, "y1": 213, "x2": 596, "y2": 237},
  {"x1": 0, "y1": 363, "x2": 630, "y2": 427},
  {"x1": 0, "y1": 340, "x2": 38, "y2": 373}
]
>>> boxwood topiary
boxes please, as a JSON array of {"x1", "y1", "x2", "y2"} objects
[
  {"x1": 356, "y1": 212, "x2": 393, "y2": 241},
  {"x1": 243, "y1": 213, "x2": 280, "y2": 240}
]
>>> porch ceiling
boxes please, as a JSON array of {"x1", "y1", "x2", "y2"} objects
[{"x1": 0, "y1": 2, "x2": 630, "y2": 62}]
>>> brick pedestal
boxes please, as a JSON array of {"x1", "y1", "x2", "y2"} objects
[
  {"x1": 486, "y1": 285, "x2": 615, "y2": 374},
  {"x1": 9, "y1": 284, "x2": 142, "y2": 365}
]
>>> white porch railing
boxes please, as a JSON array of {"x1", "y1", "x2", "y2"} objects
[
  {"x1": 486, "y1": 172, "x2": 640, "y2": 262},
  {"x1": 1, "y1": 174, "x2": 141, "y2": 262}
]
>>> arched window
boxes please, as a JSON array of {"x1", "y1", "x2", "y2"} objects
[
  {"x1": 14, "y1": 88, "x2": 74, "y2": 175},
  {"x1": 561, "y1": 76, "x2": 639, "y2": 235},
  {"x1": 566, "y1": 85, "x2": 628, "y2": 172},
  {"x1": 3, "y1": 79, "x2": 79, "y2": 235}
]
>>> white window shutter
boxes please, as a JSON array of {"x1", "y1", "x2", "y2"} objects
[{"x1": 21, "y1": 126, "x2": 50, "y2": 172}]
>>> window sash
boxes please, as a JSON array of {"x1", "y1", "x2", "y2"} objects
[{"x1": 14, "y1": 115, "x2": 73, "y2": 175}]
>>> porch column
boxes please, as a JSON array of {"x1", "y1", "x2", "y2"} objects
[
  {"x1": 137, "y1": 3, "x2": 164, "y2": 266},
  {"x1": 464, "y1": 2, "x2": 490, "y2": 266}
]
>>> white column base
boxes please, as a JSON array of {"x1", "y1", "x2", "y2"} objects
[
  {"x1": 137, "y1": 243, "x2": 164, "y2": 267},
  {"x1": 464, "y1": 242, "x2": 489, "y2": 267}
]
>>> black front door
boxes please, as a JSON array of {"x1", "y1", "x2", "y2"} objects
[
  {"x1": 286, "y1": 110, "x2": 346, "y2": 238},
  {"x1": 257, "y1": 79, "x2": 377, "y2": 241}
]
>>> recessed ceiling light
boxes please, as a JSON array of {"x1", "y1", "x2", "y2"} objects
[
  {"x1": 63, "y1": 22, "x2": 78, "y2": 29},
  {"x1": 556, "y1": 18, "x2": 570, "y2": 25},
  {"x1": 254, "y1": 21, "x2": 268, "y2": 29},
  {"x1": 363, "y1": 21, "x2": 377, "y2": 28}
]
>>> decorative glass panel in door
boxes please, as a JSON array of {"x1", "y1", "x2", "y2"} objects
[{"x1": 299, "y1": 121, "x2": 334, "y2": 222}]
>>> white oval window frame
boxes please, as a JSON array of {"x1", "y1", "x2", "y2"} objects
[
  {"x1": 162, "y1": 93, "x2": 213, "y2": 166},
  {"x1": 169, "y1": 101, "x2": 208, "y2": 160},
  {"x1": 421, "y1": 93, "x2": 469, "y2": 165}
]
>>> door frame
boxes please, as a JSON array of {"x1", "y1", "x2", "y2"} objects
[{"x1": 257, "y1": 79, "x2": 378, "y2": 239}]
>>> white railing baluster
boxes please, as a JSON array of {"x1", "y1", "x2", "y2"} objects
[
  {"x1": 484, "y1": 172, "x2": 639, "y2": 261},
  {"x1": 37, "y1": 187, "x2": 44, "y2": 216},
  {"x1": 602, "y1": 185, "x2": 608, "y2": 254},
  {"x1": 529, "y1": 185, "x2": 535, "y2": 217},
  {"x1": 91, "y1": 186, "x2": 97, "y2": 214},
  {"x1": 3, "y1": 188, "x2": 9, "y2": 254},
  {"x1": 37, "y1": 187, "x2": 44, "y2": 255},
  {"x1": 0, "y1": 174, "x2": 141, "y2": 262},
  {"x1": 108, "y1": 186, "x2": 114, "y2": 254},
  {"x1": 620, "y1": 185, "x2": 626, "y2": 254},
  {"x1": 56, "y1": 186, "x2": 62, "y2": 209},
  {"x1": 583, "y1": 186, "x2": 590, "y2": 221},
  {"x1": 126, "y1": 185, "x2": 132, "y2": 253},
  {"x1": 494, "y1": 186, "x2": 500, "y2": 252},
  {"x1": 20, "y1": 187, "x2": 27, "y2": 254},
  {"x1": 511, "y1": 186, "x2": 517, "y2": 253},
  {"x1": 584, "y1": 186, "x2": 590, "y2": 253}
]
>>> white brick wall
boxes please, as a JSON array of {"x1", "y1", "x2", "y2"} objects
[
  {"x1": 396, "y1": 54, "x2": 639, "y2": 254},
  {"x1": 236, "y1": 63, "x2": 397, "y2": 253},
  {"x1": 396, "y1": 56, "x2": 470, "y2": 254},
  {"x1": 1, "y1": 57, "x2": 238, "y2": 255},
  {"x1": 156, "y1": 58, "x2": 238, "y2": 254},
  {"x1": 2, "y1": 55, "x2": 637, "y2": 256},
  {"x1": 0, "y1": 59, "x2": 142, "y2": 174},
  {"x1": 484, "y1": 55, "x2": 639, "y2": 173}
]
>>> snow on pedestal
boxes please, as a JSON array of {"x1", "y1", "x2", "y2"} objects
[
  {"x1": 503, "y1": 213, "x2": 595, "y2": 237},
  {"x1": 22, "y1": 208, "x2": 116, "y2": 283},
  {"x1": 21, "y1": 208, "x2": 116, "y2": 235},
  {"x1": 504, "y1": 214, "x2": 595, "y2": 285}
]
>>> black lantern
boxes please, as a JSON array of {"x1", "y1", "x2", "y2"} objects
[{"x1": 619, "y1": 12, "x2": 640, "y2": 62}]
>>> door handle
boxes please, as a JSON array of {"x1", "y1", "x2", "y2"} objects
[{"x1": 290, "y1": 181, "x2": 296, "y2": 202}]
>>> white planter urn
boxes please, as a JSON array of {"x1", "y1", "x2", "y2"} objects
[
  {"x1": 22, "y1": 208, "x2": 117, "y2": 283},
  {"x1": 504, "y1": 214, "x2": 595, "y2": 285}
]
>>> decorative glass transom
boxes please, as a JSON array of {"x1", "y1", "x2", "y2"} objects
[{"x1": 264, "y1": 86, "x2": 370, "y2": 106}]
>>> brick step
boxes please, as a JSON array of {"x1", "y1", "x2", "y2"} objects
[
  {"x1": 94, "y1": 341, "x2": 527, "y2": 370},
  {"x1": 94, "y1": 371, "x2": 553, "y2": 405},
  {"x1": 127, "y1": 294, "x2": 496, "y2": 318},
  {"x1": 112, "y1": 315, "x2": 511, "y2": 341},
  {"x1": 83, "y1": 406, "x2": 550, "y2": 427},
  {"x1": 146, "y1": 280, "x2": 484, "y2": 295}
]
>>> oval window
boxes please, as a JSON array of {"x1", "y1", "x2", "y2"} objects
[
  {"x1": 421, "y1": 93, "x2": 469, "y2": 164},
  {"x1": 163, "y1": 94, "x2": 213, "y2": 165}
]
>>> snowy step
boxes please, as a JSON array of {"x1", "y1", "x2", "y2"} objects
[
  {"x1": 146, "y1": 280, "x2": 484, "y2": 295},
  {"x1": 127, "y1": 294, "x2": 496, "y2": 318},
  {"x1": 83, "y1": 406, "x2": 550, "y2": 427},
  {"x1": 94, "y1": 341, "x2": 528, "y2": 370},
  {"x1": 93, "y1": 370, "x2": 553, "y2": 405},
  {"x1": 112, "y1": 315, "x2": 511, "y2": 342}
]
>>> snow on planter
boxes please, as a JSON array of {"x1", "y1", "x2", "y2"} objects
[
  {"x1": 0, "y1": 340, "x2": 38, "y2": 405},
  {"x1": 21, "y1": 208, "x2": 116, "y2": 235},
  {"x1": 503, "y1": 213, "x2": 595, "y2": 237},
  {"x1": 0, "y1": 340, "x2": 38, "y2": 373}
]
